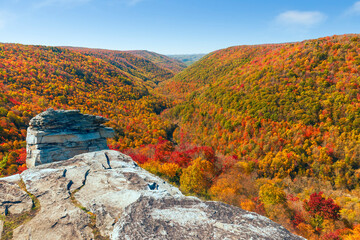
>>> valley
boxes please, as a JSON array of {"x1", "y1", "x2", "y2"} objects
[{"x1": 1, "y1": 34, "x2": 360, "y2": 239}]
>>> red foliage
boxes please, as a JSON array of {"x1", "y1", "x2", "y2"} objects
[
  {"x1": 320, "y1": 231, "x2": 340, "y2": 240},
  {"x1": 169, "y1": 151, "x2": 192, "y2": 167},
  {"x1": 15, "y1": 148, "x2": 26, "y2": 165},
  {"x1": 292, "y1": 213, "x2": 305, "y2": 227},
  {"x1": 252, "y1": 197, "x2": 266, "y2": 215},
  {"x1": 132, "y1": 138, "x2": 217, "y2": 168},
  {"x1": 128, "y1": 153, "x2": 149, "y2": 164},
  {"x1": 17, "y1": 165, "x2": 27, "y2": 174},
  {"x1": 287, "y1": 194, "x2": 300, "y2": 202},
  {"x1": 326, "y1": 147, "x2": 335, "y2": 157},
  {"x1": 108, "y1": 144, "x2": 120, "y2": 151},
  {"x1": 8, "y1": 97, "x2": 21, "y2": 105},
  {"x1": 304, "y1": 192, "x2": 341, "y2": 220},
  {"x1": 153, "y1": 138, "x2": 174, "y2": 162}
]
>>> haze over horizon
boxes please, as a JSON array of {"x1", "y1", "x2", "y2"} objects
[{"x1": 0, "y1": 0, "x2": 360, "y2": 54}]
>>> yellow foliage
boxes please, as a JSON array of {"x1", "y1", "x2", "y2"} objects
[
  {"x1": 259, "y1": 182, "x2": 286, "y2": 206},
  {"x1": 296, "y1": 222, "x2": 316, "y2": 240},
  {"x1": 321, "y1": 219, "x2": 336, "y2": 235},
  {"x1": 340, "y1": 208, "x2": 357, "y2": 224},
  {"x1": 211, "y1": 185, "x2": 238, "y2": 205},
  {"x1": 141, "y1": 161, "x2": 161, "y2": 175},
  {"x1": 159, "y1": 162, "x2": 180, "y2": 178},
  {"x1": 344, "y1": 225, "x2": 360, "y2": 240},
  {"x1": 141, "y1": 161, "x2": 180, "y2": 179},
  {"x1": 235, "y1": 161, "x2": 253, "y2": 174},
  {"x1": 259, "y1": 149, "x2": 301, "y2": 179},
  {"x1": 180, "y1": 157, "x2": 214, "y2": 195},
  {"x1": 240, "y1": 199, "x2": 256, "y2": 212}
]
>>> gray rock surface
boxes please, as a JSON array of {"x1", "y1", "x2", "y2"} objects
[
  {"x1": 0, "y1": 150, "x2": 304, "y2": 240},
  {"x1": 26, "y1": 109, "x2": 115, "y2": 167},
  {"x1": 0, "y1": 181, "x2": 33, "y2": 216}
]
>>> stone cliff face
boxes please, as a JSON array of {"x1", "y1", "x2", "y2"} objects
[
  {"x1": 1, "y1": 150, "x2": 304, "y2": 240},
  {"x1": 26, "y1": 109, "x2": 114, "y2": 168},
  {"x1": 1, "y1": 110, "x2": 304, "y2": 239}
]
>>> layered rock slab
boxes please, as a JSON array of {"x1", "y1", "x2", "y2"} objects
[
  {"x1": 1, "y1": 150, "x2": 304, "y2": 240},
  {"x1": 26, "y1": 108, "x2": 114, "y2": 167}
]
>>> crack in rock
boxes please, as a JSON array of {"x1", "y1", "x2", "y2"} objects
[
  {"x1": 0, "y1": 178, "x2": 41, "y2": 239},
  {"x1": 82, "y1": 169, "x2": 90, "y2": 186},
  {"x1": 101, "y1": 164, "x2": 108, "y2": 170},
  {"x1": 68, "y1": 169, "x2": 109, "y2": 240},
  {"x1": 51, "y1": 221, "x2": 58, "y2": 228},
  {"x1": 2, "y1": 201, "x2": 22, "y2": 205},
  {"x1": 4, "y1": 205, "x2": 9, "y2": 216},
  {"x1": 104, "y1": 153, "x2": 112, "y2": 169},
  {"x1": 67, "y1": 180, "x2": 74, "y2": 194},
  {"x1": 62, "y1": 169, "x2": 67, "y2": 177}
]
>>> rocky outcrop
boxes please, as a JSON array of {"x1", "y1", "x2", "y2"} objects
[
  {"x1": 1, "y1": 150, "x2": 304, "y2": 240},
  {"x1": 26, "y1": 109, "x2": 114, "y2": 168}
]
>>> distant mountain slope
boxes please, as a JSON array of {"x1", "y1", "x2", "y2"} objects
[
  {"x1": 156, "y1": 34, "x2": 360, "y2": 238},
  {"x1": 0, "y1": 43, "x2": 173, "y2": 176},
  {"x1": 163, "y1": 33, "x2": 360, "y2": 157},
  {"x1": 64, "y1": 47, "x2": 184, "y2": 86},
  {"x1": 128, "y1": 50, "x2": 187, "y2": 73},
  {"x1": 167, "y1": 54, "x2": 206, "y2": 66},
  {"x1": 163, "y1": 34, "x2": 360, "y2": 111}
]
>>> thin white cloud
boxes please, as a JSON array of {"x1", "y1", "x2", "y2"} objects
[
  {"x1": 275, "y1": 10, "x2": 327, "y2": 28},
  {"x1": 345, "y1": 1, "x2": 360, "y2": 15}
]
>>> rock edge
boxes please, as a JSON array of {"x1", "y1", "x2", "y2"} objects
[{"x1": 1, "y1": 150, "x2": 304, "y2": 240}]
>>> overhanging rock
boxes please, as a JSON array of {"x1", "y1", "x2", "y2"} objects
[{"x1": 26, "y1": 109, "x2": 115, "y2": 167}]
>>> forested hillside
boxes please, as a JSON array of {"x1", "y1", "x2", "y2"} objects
[
  {"x1": 151, "y1": 34, "x2": 360, "y2": 239},
  {"x1": 64, "y1": 47, "x2": 185, "y2": 86},
  {"x1": 0, "y1": 43, "x2": 174, "y2": 176},
  {"x1": 128, "y1": 50, "x2": 187, "y2": 73},
  {"x1": 2, "y1": 34, "x2": 360, "y2": 239}
]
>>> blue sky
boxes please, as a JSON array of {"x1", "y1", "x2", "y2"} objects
[{"x1": 0, "y1": 0, "x2": 359, "y2": 54}]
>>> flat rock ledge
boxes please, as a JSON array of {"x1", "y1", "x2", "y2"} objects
[
  {"x1": 26, "y1": 109, "x2": 114, "y2": 167},
  {"x1": 1, "y1": 150, "x2": 304, "y2": 240}
]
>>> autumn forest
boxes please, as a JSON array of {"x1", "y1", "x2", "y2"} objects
[{"x1": 1, "y1": 34, "x2": 360, "y2": 239}]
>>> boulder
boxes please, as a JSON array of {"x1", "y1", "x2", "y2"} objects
[
  {"x1": 1, "y1": 150, "x2": 304, "y2": 240},
  {"x1": 26, "y1": 109, "x2": 115, "y2": 168}
]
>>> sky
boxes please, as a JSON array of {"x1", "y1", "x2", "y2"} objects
[{"x1": 0, "y1": 0, "x2": 359, "y2": 54}]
